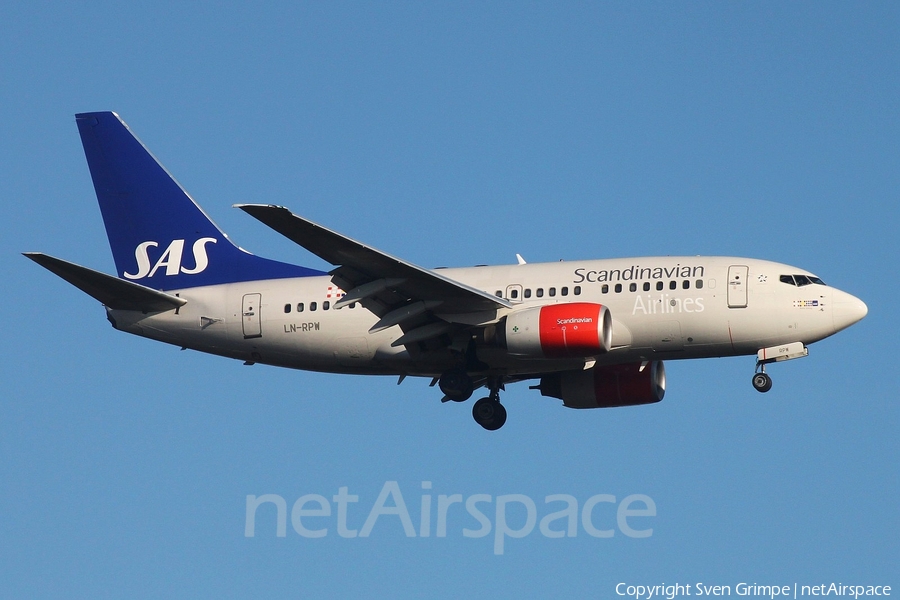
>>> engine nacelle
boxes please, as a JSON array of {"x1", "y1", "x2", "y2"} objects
[
  {"x1": 536, "y1": 361, "x2": 666, "y2": 409},
  {"x1": 503, "y1": 303, "x2": 612, "y2": 359}
]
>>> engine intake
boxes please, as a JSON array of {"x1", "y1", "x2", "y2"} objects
[
  {"x1": 503, "y1": 303, "x2": 612, "y2": 359},
  {"x1": 536, "y1": 361, "x2": 666, "y2": 409}
]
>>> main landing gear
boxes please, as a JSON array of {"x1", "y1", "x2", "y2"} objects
[
  {"x1": 472, "y1": 384, "x2": 507, "y2": 431},
  {"x1": 438, "y1": 370, "x2": 507, "y2": 430},
  {"x1": 438, "y1": 368, "x2": 474, "y2": 402}
]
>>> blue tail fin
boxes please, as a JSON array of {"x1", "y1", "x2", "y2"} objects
[{"x1": 75, "y1": 112, "x2": 324, "y2": 289}]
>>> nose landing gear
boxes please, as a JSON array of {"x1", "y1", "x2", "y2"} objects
[
  {"x1": 752, "y1": 369, "x2": 773, "y2": 393},
  {"x1": 751, "y1": 341, "x2": 809, "y2": 393}
]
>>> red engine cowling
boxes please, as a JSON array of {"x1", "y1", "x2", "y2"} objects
[
  {"x1": 503, "y1": 303, "x2": 612, "y2": 358},
  {"x1": 536, "y1": 361, "x2": 666, "y2": 409}
]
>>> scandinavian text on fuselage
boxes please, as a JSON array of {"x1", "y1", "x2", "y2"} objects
[{"x1": 574, "y1": 264, "x2": 705, "y2": 284}]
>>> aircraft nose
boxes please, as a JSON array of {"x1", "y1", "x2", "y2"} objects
[{"x1": 832, "y1": 289, "x2": 868, "y2": 333}]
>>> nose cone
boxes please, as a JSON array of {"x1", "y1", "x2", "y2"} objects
[{"x1": 832, "y1": 289, "x2": 868, "y2": 333}]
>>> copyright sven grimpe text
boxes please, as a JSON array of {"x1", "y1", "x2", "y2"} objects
[{"x1": 616, "y1": 582, "x2": 891, "y2": 600}]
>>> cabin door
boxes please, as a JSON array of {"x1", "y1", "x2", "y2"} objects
[{"x1": 242, "y1": 293, "x2": 262, "y2": 338}]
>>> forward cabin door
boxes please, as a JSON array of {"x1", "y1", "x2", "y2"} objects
[
  {"x1": 242, "y1": 293, "x2": 262, "y2": 338},
  {"x1": 727, "y1": 265, "x2": 749, "y2": 308}
]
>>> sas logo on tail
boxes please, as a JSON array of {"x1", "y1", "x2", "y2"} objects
[{"x1": 124, "y1": 238, "x2": 217, "y2": 279}]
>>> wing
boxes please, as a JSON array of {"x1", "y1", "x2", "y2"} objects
[{"x1": 236, "y1": 204, "x2": 511, "y2": 346}]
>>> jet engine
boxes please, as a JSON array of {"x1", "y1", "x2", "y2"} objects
[
  {"x1": 502, "y1": 302, "x2": 612, "y2": 359},
  {"x1": 535, "y1": 361, "x2": 666, "y2": 409}
]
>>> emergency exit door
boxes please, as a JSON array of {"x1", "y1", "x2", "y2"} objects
[{"x1": 242, "y1": 293, "x2": 262, "y2": 338}]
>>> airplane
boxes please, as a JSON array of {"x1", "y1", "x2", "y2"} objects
[{"x1": 25, "y1": 112, "x2": 868, "y2": 431}]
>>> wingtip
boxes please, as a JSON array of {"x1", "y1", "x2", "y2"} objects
[{"x1": 234, "y1": 203, "x2": 287, "y2": 211}]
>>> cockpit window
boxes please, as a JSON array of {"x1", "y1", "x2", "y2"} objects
[{"x1": 780, "y1": 274, "x2": 827, "y2": 287}]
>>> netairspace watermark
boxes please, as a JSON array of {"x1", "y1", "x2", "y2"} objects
[
  {"x1": 244, "y1": 480, "x2": 656, "y2": 555},
  {"x1": 616, "y1": 582, "x2": 892, "y2": 600}
]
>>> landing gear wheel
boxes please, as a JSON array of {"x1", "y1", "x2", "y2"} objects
[
  {"x1": 439, "y1": 368, "x2": 474, "y2": 402},
  {"x1": 752, "y1": 372, "x2": 773, "y2": 393},
  {"x1": 472, "y1": 397, "x2": 507, "y2": 431}
]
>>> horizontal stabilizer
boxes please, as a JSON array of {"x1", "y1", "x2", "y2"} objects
[{"x1": 24, "y1": 252, "x2": 187, "y2": 312}]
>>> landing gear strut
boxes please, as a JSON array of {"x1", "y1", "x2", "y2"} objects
[{"x1": 471, "y1": 379, "x2": 507, "y2": 431}]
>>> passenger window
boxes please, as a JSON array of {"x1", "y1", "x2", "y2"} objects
[
  {"x1": 284, "y1": 304, "x2": 291, "y2": 313},
  {"x1": 601, "y1": 284, "x2": 609, "y2": 294},
  {"x1": 656, "y1": 282, "x2": 663, "y2": 291},
  {"x1": 561, "y1": 287, "x2": 568, "y2": 296},
  {"x1": 683, "y1": 280, "x2": 690, "y2": 289},
  {"x1": 549, "y1": 288, "x2": 557, "y2": 297},
  {"x1": 643, "y1": 282, "x2": 650, "y2": 292},
  {"x1": 310, "y1": 302, "x2": 317, "y2": 311},
  {"x1": 349, "y1": 302, "x2": 356, "y2": 309},
  {"x1": 323, "y1": 301, "x2": 330, "y2": 310},
  {"x1": 495, "y1": 290, "x2": 503, "y2": 297},
  {"x1": 524, "y1": 289, "x2": 532, "y2": 298},
  {"x1": 510, "y1": 289, "x2": 519, "y2": 299},
  {"x1": 615, "y1": 284, "x2": 622, "y2": 293},
  {"x1": 669, "y1": 281, "x2": 677, "y2": 290},
  {"x1": 574, "y1": 286, "x2": 581, "y2": 295},
  {"x1": 629, "y1": 283, "x2": 637, "y2": 292},
  {"x1": 297, "y1": 303, "x2": 304, "y2": 312},
  {"x1": 695, "y1": 280, "x2": 703, "y2": 289},
  {"x1": 536, "y1": 288, "x2": 544, "y2": 298}
]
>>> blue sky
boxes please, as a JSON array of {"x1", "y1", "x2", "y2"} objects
[{"x1": 1, "y1": 2, "x2": 897, "y2": 598}]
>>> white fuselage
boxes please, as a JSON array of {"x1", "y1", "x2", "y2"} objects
[{"x1": 108, "y1": 256, "x2": 865, "y2": 378}]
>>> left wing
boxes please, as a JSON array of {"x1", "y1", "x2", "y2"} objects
[{"x1": 236, "y1": 204, "x2": 511, "y2": 345}]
